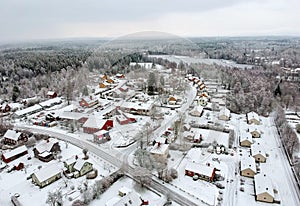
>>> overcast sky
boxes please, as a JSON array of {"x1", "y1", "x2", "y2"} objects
[{"x1": 0, "y1": 0, "x2": 299, "y2": 42}]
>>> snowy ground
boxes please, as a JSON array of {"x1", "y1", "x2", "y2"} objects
[{"x1": 0, "y1": 140, "x2": 116, "y2": 206}]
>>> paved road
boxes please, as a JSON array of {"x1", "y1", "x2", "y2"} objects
[{"x1": 15, "y1": 123, "x2": 205, "y2": 205}]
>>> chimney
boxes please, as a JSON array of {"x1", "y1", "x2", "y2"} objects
[
  {"x1": 157, "y1": 142, "x2": 161, "y2": 147},
  {"x1": 90, "y1": 96, "x2": 93, "y2": 100}
]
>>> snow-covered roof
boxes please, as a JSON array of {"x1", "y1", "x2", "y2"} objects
[
  {"x1": 33, "y1": 164, "x2": 61, "y2": 183},
  {"x1": 15, "y1": 104, "x2": 42, "y2": 117},
  {"x1": 251, "y1": 143, "x2": 266, "y2": 157},
  {"x1": 35, "y1": 138, "x2": 58, "y2": 153},
  {"x1": 247, "y1": 111, "x2": 259, "y2": 121},
  {"x1": 47, "y1": 91, "x2": 56, "y2": 96},
  {"x1": 94, "y1": 129, "x2": 109, "y2": 136},
  {"x1": 129, "y1": 62, "x2": 153, "y2": 69},
  {"x1": 123, "y1": 112, "x2": 136, "y2": 120},
  {"x1": 73, "y1": 159, "x2": 86, "y2": 171},
  {"x1": 155, "y1": 137, "x2": 167, "y2": 144},
  {"x1": 254, "y1": 173, "x2": 275, "y2": 197},
  {"x1": 185, "y1": 162, "x2": 215, "y2": 177},
  {"x1": 190, "y1": 106, "x2": 203, "y2": 115},
  {"x1": 83, "y1": 114, "x2": 108, "y2": 129},
  {"x1": 240, "y1": 155, "x2": 256, "y2": 172},
  {"x1": 150, "y1": 143, "x2": 169, "y2": 155},
  {"x1": 3, "y1": 130, "x2": 21, "y2": 141},
  {"x1": 249, "y1": 125, "x2": 261, "y2": 134},
  {"x1": 39, "y1": 97, "x2": 62, "y2": 107},
  {"x1": 116, "y1": 115, "x2": 127, "y2": 122},
  {"x1": 2, "y1": 145, "x2": 27, "y2": 160},
  {"x1": 240, "y1": 132, "x2": 253, "y2": 144},
  {"x1": 219, "y1": 107, "x2": 230, "y2": 117},
  {"x1": 119, "y1": 186, "x2": 132, "y2": 195},
  {"x1": 64, "y1": 156, "x2": 77, "y2": 166},
  {"x1": 58, "y1": 111, "x2": 88, "y2": 121},
  {"x1": 118, "y1": 101, "x2": 153, "y2": 111}
]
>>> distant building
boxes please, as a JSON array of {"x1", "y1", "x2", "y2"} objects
[
  {"x1": 240, "y1": 132, "x2": 253, "y2": 147},
  {"x1": 79, "y1": 96, "x2": 99, "y2": 108},
  {"x1": 218, "y1": 107, "x2": 230, "y2": 121},
  {"x1": 247, "y1": 111, "x2": 260, "y2": 125},
  {"x1": 94, "y1": 130, "x2": 111, "y2": 143},
  {"x1": 189, "y1": 106, "x2": 204, "y2": 117},
  {"x1": 47, "y1": 91, "x2": 57, "y2": 99}
]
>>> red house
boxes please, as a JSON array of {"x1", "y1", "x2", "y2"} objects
[
  {"x1": 79, "y1": 96, "x2": 98, "y2": 108},
  {"x1": 185, "y1": 162, "x2": 216, "y2": 182},
  {"x1": 83, "y1": 115, "x2": 113, "y2": 134},
  {"x1": 47, "y1": 91, "x2": 57, "y2": 98},
  {"x1": 116, "y1": 73, "x2": 125, "y2": 79},
  {"x1": 2, "y1": 145, "x2": 28, "y2": 163}
]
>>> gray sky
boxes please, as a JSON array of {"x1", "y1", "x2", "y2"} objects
[{"x1": 0, "y1": 0, "x2": 299, "y2": 42}]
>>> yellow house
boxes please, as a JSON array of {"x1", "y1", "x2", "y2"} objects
[
  {"x1": 99, "y1": 83, "x2": 107, "y2": 88},
  {"x1": 240, "y1": 156, "x2": 256, "y2": 178},
  {"x1": 150, "y1": 143, "x2": 169, "y2": 159},
  {"x1": 240, "y1": 132, "x2": 253, "y2": 147},
  {"x1": 32, "y1": 164, "x2": 62, "y2": 188},
  {"x1": 249, "y1": 126, "x2": 261, "y2": 138},
  {"x1": 254, "y1": 174, "x2": 275, "y2": 203},
  {"x1": 247, "y1": 111, "x2": 260, "y2": 125},
  {"x1": 251, "y1": 143, "x2": 267, "y2": 163},
  {"x1": 106, "y1": 78, "x2": 115, "y2": 84}
]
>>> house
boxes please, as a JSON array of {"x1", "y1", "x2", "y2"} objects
[
  {"x1": 254, "y1": 174, "x2": 277, "y2": 203},
  {"x1": 117, "y1": 101, "x2": 153, "y2": 116},
  {"x1": 251, "y1": 143, "x2": 267, "y2": 163},
  {"x1": 31, "y1": 164, "x2": 62, "y2": 188},
  {"x1": 73, "y1": 159, "x2": 93, "y2": 178},
  {"x1": 249, "y1": 126, "x2": 261, "y2": 138},
  {"x1": 247, "y1": 111, "x2": 260, "y2": 125},
  {"x1": 118, "y1": 186, "x2": 132, "y2": 197},
  {"x1": 154, "y1": 137, "x2": 168, "y2": 145},
  {"x1": 240, "y1": 155, "x2": 257, "y2": 177},
  {"x1": 1, "y1": 145, "x2": 28, "y2": 163},
  {"x1": 189, "y1": 106, "x2": 204, "y2": 117},
  {"x1": 47, "y1": 91, "x2": 57, "y2": 98},
  {"x1": 116, "y1": 115, "x2": 129, "y2": 125},
  {"x1": 185, "y1": 162, "x2": 216, "y2": 182},
  {"x1": 116, "y1": 73, "x2": 125, "y2": 79},
  {"x1": 94, "y1": 130, "x2": 111, "y2": 143},
  {"x1": 33, "y1": 138, "x2": 61, "y2": 162},
  {"x1": 14, "y1": 104, "x2": 43, "y2": 118},
  {"x1": 168, "y1": 96, "x2": 177, "y2": 105},
  {"x1": 39, "y1": 97, "x2": 62, "y2": 109},
  {"x1": 83, "y1": 115, "x2": 113, "y2": 134},
  {"x1": 119, "y1": 85, "x2": 129, "y2": 92},
  {"x1": 183, "y1": 124, "x2": 191, "y2": 131},
  {"x1": 123, "y1": 112, "x2": 136, "y2": 123},
  {"x1": 3, "y1": 130, "x2": 24, "y2": 145},
  {"x1": 79, "y1": 96, "x2": 99, "y2": 108},
  {"x1": 218, "y1": 108, "x2": 230, "y2": 121},
  {"x1": 150, "y1": 142, "x2": 169, "y2": 159},
  {"x1": 183, "y1": 131, "x2": 195, "y2": 141},
  {"x1": 240, "y1": 132, "x2": 253, "y2": 147},
  {"x1": 99, "y1": 82, "x2": 108, "y2": 88},
  {"x1": 106, "y1": 78, "x2": 115, "y2": 84},
  {"x1": 64, "y1": 156, "x2": 78, "y2": 173}
]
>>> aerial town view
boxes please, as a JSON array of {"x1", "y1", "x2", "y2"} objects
[{"x1": 0, "y1": 1, "x2": 300, "y2": 206}]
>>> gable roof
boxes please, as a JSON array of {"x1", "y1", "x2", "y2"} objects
[
  {"x1": 33, "y1": 164, "x2": 61, "y2": 183},
  {"x1": 150, "y1": 143, "x2": 169, "y2": 155},
  {"x1": 254, "y1": 173, "x2": 275, "y2": 197},
  {"x1": 83, "y1": 114, "x2": 108, "y2": 129},
  {"x1": 219, "y1": 107, "x2": 230, "y2": 117},
  {"x1": 185, "y1": 161, "x2": 215, "y2": 177},
  {"x1": 240, "y1": 155, "x2": 256, "y2": 173},
  {"x1": 240, "y1": 132, "x2": 253, "y2": 144},
  {"x1": 251, "y1": 143, "x2": 266, "y2": 157},
  {"x1": 2, "y1": 145, "x2": 27, "y2": 160},
  {"x1": 3, "y1": 130, "x2": 21, "y2": 141},
  {"x1": 73, "y1": 159, "x2": 89, "y2": 171},
  {"x1": 35, "y1": 138, "x2": 58, "y2": 153},
  {"x1": 247, "y1": 111, "x2": 260, "y2": 121}
]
